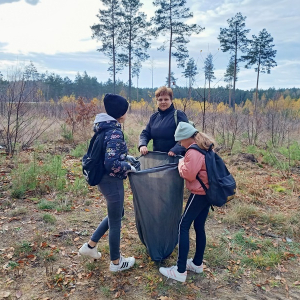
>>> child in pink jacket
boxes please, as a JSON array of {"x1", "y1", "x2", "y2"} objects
[{"x1": 159, "y1": 122, "x2": 215, "y2": 282}]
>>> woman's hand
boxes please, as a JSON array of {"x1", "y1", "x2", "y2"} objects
[
  {"x1": 140, "y1": 146, "x2": 148, "y2": 155},
  {"x1": 168, "y1": 151, "x2": 176, "y2": 156}
]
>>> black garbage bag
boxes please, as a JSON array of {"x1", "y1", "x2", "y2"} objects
[{"x1": 128, "y1": 152, "x2": 184, "y2": 261}]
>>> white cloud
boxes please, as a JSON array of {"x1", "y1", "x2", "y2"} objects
[
  {"x1": 0, "y1": 0, "x2": 299, "y2": 89},
  {"x1": 0, "y1": 0, "x2": 101, "y2": 54}
]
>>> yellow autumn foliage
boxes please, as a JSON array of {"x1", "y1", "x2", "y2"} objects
[
  {"x1": 53, "y1": 94, "x2": 300, "y2": 118},
  {"x1": 59, "y1": 95, "x2": 76, "y2": 104}
]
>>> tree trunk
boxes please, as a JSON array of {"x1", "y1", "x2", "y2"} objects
[
  {"x1": 112, "y1": 6, "x2": 116, "y2": 94},
  {"x1": 137, "y1": 76, "x2": 139, "y2": 101},
  {"x1": 128, "y1": 20, "x2": 132, "y2": 111},
  {"x1": 188, "y1": 76, "x2": 191, "y2": 99},
  {"x1": 208, "y1": 80, "x2": 211, "y2": 102},
  {"x1": 202, "y1": 81, "x2": 206, "y2": 132},
  {"x1": 168, "y1": 2, "x2": 172, "y2": 88},
  {"x1": 228, "y1": 82, "x2": 232, "y2": 106},
  {"x1": 255, "y1": 60, "x2": 260, "y2": 114},
  {"x1": 232, "y1": 24, "x2": 238, "y2": 112}
]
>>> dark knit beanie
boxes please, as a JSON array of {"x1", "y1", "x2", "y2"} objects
[{"x1": 103, "y1": 93, "x2": 129, "y2": 119}]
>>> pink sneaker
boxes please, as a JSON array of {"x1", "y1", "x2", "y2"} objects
[
  {"x1": 186, "y1": 258, "x2": 203, "y2": 273},
  {"x1": 159, "y1": 265, "x2": 187, "y2": 282}
]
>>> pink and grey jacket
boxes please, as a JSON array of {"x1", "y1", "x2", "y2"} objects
[{"x1": 178, "y1": 143, "x2": 209, "y2": 195}]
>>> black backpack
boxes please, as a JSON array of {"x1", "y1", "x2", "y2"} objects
[
  {"x1": 187, "y1": 144, "x2": 236, "y2": 207},
  {"x1": 82, "y1": 129, "x2": 108, "y2": 186}
]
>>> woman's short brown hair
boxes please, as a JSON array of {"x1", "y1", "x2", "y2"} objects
[{"x1": 155, "y1": 86, "x2": 173, "y2": 100}]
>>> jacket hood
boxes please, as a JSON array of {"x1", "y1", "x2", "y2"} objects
[
  {"x1": 93, "y1": 113, "x2": 121, "y2": 133},
  {"x1": 94, "y1": 113, "x2": 116, "y2": 124}
]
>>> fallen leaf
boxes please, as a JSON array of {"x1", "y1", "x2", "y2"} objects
[
  {"x1": 285, "y1": 284, "x2": 289, "y2": 292},
  {"x1": 0, "y1": 291, "x2": 11, "y2": 298},
  {"x1": 16, "y1": 291, "x2": 22, "y2": 298},
  {"x1": 46, "y1": 282, "x2": 52, "y2": 289},
  {"x1": 294, "y1": 281, "x2": 300, "y2": 285},
  {"x1": 41, "y1": 242, "x2": 48, "y2": 248},
  {"x1": 73, "y1": 237, "x2": 80, "y2": 242},
  {"x1": 189, "y1": 283, "x2": 200, "y2": 290},
  {"x1": 85, "y1": 209, "x2": 90, "y2": 212}
]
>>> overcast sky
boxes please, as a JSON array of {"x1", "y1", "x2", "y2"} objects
[{"x1": 0, "y1": 0, "x2": 299, "y2": 90}]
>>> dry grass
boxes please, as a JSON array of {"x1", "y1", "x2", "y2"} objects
[{"x1": 0, "y1": 116, "x2": 300, "y2": 300}]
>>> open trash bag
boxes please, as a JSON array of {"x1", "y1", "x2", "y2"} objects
[{"x1": 128, "y1": 152, "x2": 184, "y2": 261}]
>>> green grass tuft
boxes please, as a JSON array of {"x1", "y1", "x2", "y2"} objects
[{"x1": 42, "y1": 213, "x2": 57, "y2": 224}]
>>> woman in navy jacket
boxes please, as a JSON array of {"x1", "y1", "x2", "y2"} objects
[{"x1": 139, "y1": 86, "x2": 189, "y2": 156}]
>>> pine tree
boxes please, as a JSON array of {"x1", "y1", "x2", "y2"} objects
[
  {"x1": 152, "y1": 0, "x2": 204, "y2": 87},
  {"x1": 165, "y1": 72, "x2": 178, "y2": 87},
  {"x1": 132, "y1": 60, "x2": 142, "y2": 101},
  {"x1": 182, "y1": 58, "x2": 198, "y2": 99},
  {"x1": 224, "y1": 56, "x2": 239, "y2": 106},
  {"x1": 91, "y1": 0, "x2": 123, "y2": 93},
  {"x1": 118, "y1": 0, "x2": 150, "y2": 104},
  {"x1": 242, "y1": 28, "x2": 277, "y2": 111},
  {"x1": 203, "y1": 53, "x2": 216, "y2": 102},
  {"x1": 218, "y1": 12, "x2": 250, "y2": 111}
]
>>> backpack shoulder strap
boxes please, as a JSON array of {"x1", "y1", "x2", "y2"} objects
[
  {"x1": 90, "y1": 129, "x2": 109, "y2": 157},
  {"x1": 187, "y1": 144, "x2": 209, "y2": 192},
  {"x1": 87, "y1": 132, "x2": 99, "y2": 155},
  {"x1": 174, "y1": 109, "x2": 178, "y2": 126},
  {"x1": 188, "y1": 144, "x2": 207, "y2": 155},
  {"x1": 196, "y1": 174, "x2": 208, "y2": 193}
]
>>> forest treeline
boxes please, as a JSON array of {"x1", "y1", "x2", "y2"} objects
[{"x1": 0, "y1": 68, "x2": 299, "y2": 105}]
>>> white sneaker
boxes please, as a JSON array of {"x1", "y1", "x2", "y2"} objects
[
  {"x1": 78, "y1": 243, "x2": 101, "y2": 259},
  {"x1": 159, "y1": 265, "x2": 187, "y2": 283},
  {"x1": 109, "y1": 255, "x2": 135, "y2": 272},
  {"x1": 186, "y1": 258, "x2": 203, "y2": 274}
]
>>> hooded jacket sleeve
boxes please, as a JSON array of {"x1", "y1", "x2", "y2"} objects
[
  {"x1": 178, "y1": 148, "x2": 204, "y2": 182},
  {"x1": 104, "y1": 129, "x2": 132, "y2": 177}
]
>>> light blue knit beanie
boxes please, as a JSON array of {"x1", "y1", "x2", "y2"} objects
[{"x1": 174, "y1": 122, "x2": 198, "y2": 141}]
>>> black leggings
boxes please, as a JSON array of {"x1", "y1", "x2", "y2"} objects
[{"x1": 177, "y1": 193, "x2": 210, "y2": 273}]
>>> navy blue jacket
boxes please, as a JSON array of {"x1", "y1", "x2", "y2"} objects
[{"x1": 138, "y1": 104, "x2": 189, "y2": 155}]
